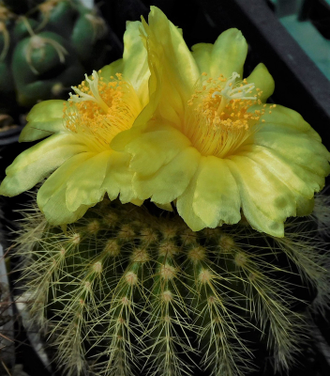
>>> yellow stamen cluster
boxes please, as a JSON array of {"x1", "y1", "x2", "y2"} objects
[
  {"x1": 185, "y1": 72, "x2": 266, "y2": 158},
  {"x1": 64, "y1": 70, "x2": 141, "y2": 147}
]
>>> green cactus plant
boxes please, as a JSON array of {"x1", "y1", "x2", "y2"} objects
[
  {"x1": 13, "y1": 195, "x2": 330, "y2": 376},
  {"x1": 0, "y1": 0, "x2": 109, "y2": 109}
]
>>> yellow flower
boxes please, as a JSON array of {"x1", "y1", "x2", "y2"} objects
[
  {"x1": 112, "y1": 7, "x2": 330, "y2": 237},
  {"x1": 0, "y1": 21, "x2": 149, "y2": 225}
]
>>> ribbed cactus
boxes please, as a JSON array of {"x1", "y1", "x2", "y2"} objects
[
  {"x1": 14, "y1": 196, "x2": 330, "y2": 376},
  {"x1": 0, "y1": 0, "x2": 109, "y2": 108}
]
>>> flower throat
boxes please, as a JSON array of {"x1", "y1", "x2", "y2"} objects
[
  {"x1": 185, "y1": 72, "x2": 270, "y2": 158},
  {"x1": 63, "y1": 70, "x2": 141, "y2": 146}
]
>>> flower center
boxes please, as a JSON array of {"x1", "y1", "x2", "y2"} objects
[
  {"x1": 185, "y1": 72, "x2": 266, "y2": 158},
  {"x1": 64, "y1": 70, "x2": 142, "y2": 147}
]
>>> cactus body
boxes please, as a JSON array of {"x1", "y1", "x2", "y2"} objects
[
  {"x1": 14, "y1": 197, "x2": 330, "y2": 376},
  {"x1": 0, "y1": 0, "x2": 110, "y2": 108},
  {"x1": 12, "y1": 31, "x2": 84, "y2": 106}
]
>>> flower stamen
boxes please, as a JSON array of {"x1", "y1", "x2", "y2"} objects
[
  {"x1": 212, "y1": 72, "x2": 256, "y2": 101},
  {"x1": 64, "y1": 70, "x2": 142, "y2": 147},
  {"x1": 69, "y1": 70, "x2": 110, "y2": 113},
  {"x1": 185, "y1": 72, "x2": 265, "y2": 158}
]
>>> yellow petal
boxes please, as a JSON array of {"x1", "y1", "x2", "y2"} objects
[
  {"x1": 38, "y1": 152, "x2": 94, "y2": 209},
  {"x1": 296, "y1": 196, "x2": 314, "y2": 216},
  {"x1": 154, "y1": 202, "x2": 173, "y2": 211},
  {"x1": 101, "y1": 151, "x2": 136, "y2": 203},
  {"x1": 126, "y1": 123, "x2": 191, "y2": 176},
  {"x1": 256, "y1": 104, "x2": 316, "y2": 133},
  {"x1": 176, "y1": 164, "x2": 209, "y2": 232},
  {"x1": 134, "y1": 146, "x2": 200, "y2": 203},
  {"x1": 0, "y1": 133, "x2": 89, "y2": 197},
  {"x1": 102, "y1": 20, "x2": 149, "y2": 106},
  {"x1": 191, "y1": 43, "x2": 213, "y2": 74},
  {"x1": 142, "y1": 6, "x2": 199, "y2": 124},
  {"x1": 37, "y1": 153, "x2": 94, "y2": 224},
  {"x1": 65, "y1": 150, "x2": 113, "y2": 212},
  {"x1": 227, "y1": 155, "x2": 297, "y2": 237},
  {"x1": 26, "y1": 99, "x2": 64, "y2": 122},
  {"x1": 148, "y1": 7, "x2": 199, "y2": 92},
  {"x1": 209, "y1": 28, "x2": 248, "y2": 79},
  {"x1": 110, "y1": 86, "x2": 159, "y2": 153},
  {"x1": 254, "y1": 126, "x2": 330, "y2": 177},
  {"x1": 193, "y1": 156, "x2": 241, "y2": 227},
  {"x1": 122, "y1": 21, "x2": 150, "y2": 107},
  {"x1": 110, "y1": 66, "x2": 160, "y2": 154},
  {"x1": 239, "y1": 145, "x2": 324, "y2": 198},
  {"x1": 20, "y1": 100, "x2": 65, "y2": 142},
  {"x1": 42, "y1": 196, "x2": 88, "y2": 225},
  {"x1": 98, "y1": 59, "x2": 123, "y2": 79},
  {"x1": 111, "y1": 10, "x2": 173, "y2": 153},
  {"x1": 245, "y1": 63, "x2": 275, "y2": 102}
]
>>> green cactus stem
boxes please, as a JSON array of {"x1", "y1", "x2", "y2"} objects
[
  {"x1": 13, "y1": 196, "x2": 330, "y2": 376},
  {"x1": 0, "y1": 0, "x2": 111, "y2": 108},
  {"x1": 12, "y1": 30, "x2": 84, "y2": 106}
]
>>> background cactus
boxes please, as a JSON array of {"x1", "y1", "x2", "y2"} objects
[
  {"x1": 13, "y1": 196, "x2": 330, "y2": 376},
  {"x1": 0, "y1": 0, "x2": 110, "y2": 110}
]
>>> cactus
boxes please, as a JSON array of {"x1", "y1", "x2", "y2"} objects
[
  {"x1": 0, "y1": 281, "x2": 13, "y2": 370},
  {"x1": 0, "y1": 244, "x2": 15, "y2": 374},
  {"x1": 0, "y1": 0, "x2": 110, "y2": 109},
  {"x1": 13, "y1": 195, "x2": 330, "y2": 376}
]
